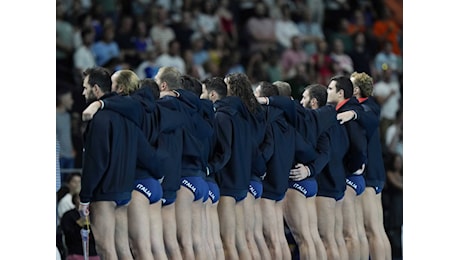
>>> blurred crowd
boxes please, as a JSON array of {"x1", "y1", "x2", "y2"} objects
[{"x1": 56, "y1": 0, "x2": 402, "y2": 259}]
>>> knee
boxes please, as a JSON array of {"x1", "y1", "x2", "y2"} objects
[{"x1": 343, "y1": 229, "x2": 359, "y2": 243}]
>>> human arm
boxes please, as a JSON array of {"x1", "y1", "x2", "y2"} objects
[
  {"x1": 207, "y1": 113, "x2": 233, "y2": 174},
  {"x1": 79, "y1": 116, "x2": 112, "y2": 204},
  {"x1": 82, "y1": 95, "x2": 144, "y2": 127},
  {"x1": 304, "y1": 131, "x2": 330, "y2": 178},
  {"x1": 344, "y1": 120, "x2": 368, "y2": 175},
  {"x1": 135, "y1": 129, "x2": 166, "y2": 181}
]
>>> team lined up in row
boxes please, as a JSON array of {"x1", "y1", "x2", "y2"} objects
[{"x1": 79, "y1": 66, "x2": 391, "y2": 260}]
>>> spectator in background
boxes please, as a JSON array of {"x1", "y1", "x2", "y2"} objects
[
  {"x1": 58, "y1": 173, "x2": 82, "y2": 222},
  {"x1": 73, "y1": 28, "x2": 97, "y2": 80},
  {"x1": 385, "y1": 108, "x2": 403, "y2": 158},
  {"x1": 191, "y1": 36, "x2": 210, "y2": 67},
  {"x1": 329, "y1": 18, "x2": 354, "y2": 55},
  {"x1": 281, "y1": 35, "x2": 308, "y2": 79},
  {"x1": 133, "y1": 19, "x2": 154, "y2": 62},
  {"x1": 296, "y1": 6, "x2": 325, "y2": 56},
  {"x1": 330, "y1": 38, "x2": 354, "y2": 75},
  {"x1": 274, "y1": 4, "x2": 301, "y2": 51},
  {"x1": 71, "y1": 12, "x2": 93, "y2": 49},
  {"x1": 306, "y1": 0, "x2": 325, "y2": 26},
  {"x1": 91, "y1": 25, "x2": 121, "y2": 67},
  {"x1": 246, "y1": 1, "x2": 277, "y2": 54},
  {"x1": 135, "y1": 49, "x2": 160, "y2": 79},
  {"x1": 192, "y1": 0, "x2": 220, "y2": 47},
  {"x1": 374, "y1": 40, "x2": 401, "y2": 81},
  {"x1": 215, "y1": 0, "x2": 238, "y2": 49},
  {"x1": 57, "y1": 0, "x2": 75, "y2": 82},
  {"x1": 349, "y1": 32, "x2": 373, "y2": 76},
  {"x1": 61, "y1": 193, "x2": 101, "y2": 260},
  {"x1": 57, "y1": 87, "x2": 76, "y2": 176},
  {"x1": 373, "y1": 66, "x2": 401, "y2": 144},
  {"x1": 265, "y1": 47, "x2": 284, "y2": 83},
  {"x1": 171, "y1": 10, "x2": 196, "y2": 53},
  {"x1": 347, "y1": 9, "x2": 367, "y2": 36},
  {"x1": 155, "y1": 40, "x2": 186, "y2": 74},
  {"x1": 208, "y1": 34, "x2": 231, "y2": 71},
  {"x1": 115, "y1": 15, "x2": 138, "y2": 68},
  {"x1": 309, "y1": 39, "x2": 333, "y2": 86},
  {"x1": 150, "y1": 6, "x2": 176, "y2": 54},
  {"x1": 372, "y1": 6, "x2": 401, "y2": 56},
  {"x1": 184, "y1": 49, "x2": 207, "y2": 81},
  {"x1": 246, "y1": 50, "x2": 268, "y2": 85},
  {"x1": 383, "y1": 152, "x2": 403, "y2": 260}
]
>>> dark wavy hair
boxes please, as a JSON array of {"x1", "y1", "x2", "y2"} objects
[{"x1": 224, "y1": 73, "x2": 261, "y2": 114}]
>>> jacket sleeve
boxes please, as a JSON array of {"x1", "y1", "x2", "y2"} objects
[
  {"x1": 355, "y1": 104, "x2": 380, "y2": 139},
  {"x1": 207, "y1": 113, "x2": 232, "y2": 174},
  {"x1": 294, "y1": 130, "x2": 318, "y2": 165},
  {"x1": 103, "y1": 96, "x2": 143, "y2": 127},
  {"x1": 267, "y1": 96, "x2": 297, "y2": 126},
  {"x1": 252, "y1": 123, "x2": 274, "y2": 176},
  {"x1": 306, "y1": 132, "x2": 330, "y2": 178},
  {"x1": 344, "y1": 120, "x2": 368, "y2": 174},
  {"x1": 79, "y1": 115, "x2": 112, "y2": 203},
  {"x1": 135, "y1": 128, "x2": 166, "y2": 180},
  {"x1": 313, "y1": 104, "x2": 338, "y2": 135}
]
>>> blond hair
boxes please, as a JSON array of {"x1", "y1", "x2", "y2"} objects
[
  {"x1": 350, "y1": 72, "x2": 373, "y2": 97},
  {"x1": 113, "y1": 70, "x2": 140, "y2": 95}
]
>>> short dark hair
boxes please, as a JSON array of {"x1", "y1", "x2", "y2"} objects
[
  {"x1": 329, "y1": 75, "x2": 354, "y2": 99},
  {"x1": 258, "y1": 81, "x2": 279, "y2": 97},
  {"x1": 181, "y1": 75, "x2": 202, "y2": 97},
  {"x1": 139, "y1": 78, "x2": 160, "y2": 99},
  {"x1": 203, "y1": 77, "x2": 227, "y2": 98},
  {"x1": 305, "y1": 84, "x2": 327, "y2": 107},
  {"x1": 83, "y1": 67, "x2": 112, "y2": 93}
]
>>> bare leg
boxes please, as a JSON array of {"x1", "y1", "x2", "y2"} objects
[
  {"x1": 253, "y1": 197, "x2": 271, "y2": 260},
  {"x1": 205, "y1": 199, "x2": 217, "y2": 260},
  {"x1": 356, "y1": 193, "x2": 369, "y2": 260},
  {"x1": 210, "y1": 200, "x2": 225, "y2": 260},
  {"x1": 149, "y1": 200, "x2": 168, "y2": 260},
  {"x1": 343, "y1": 186, "x2": 360, "y2": 260},
  {"x1": 235, "y1": 198, "x2": 252, "y2": 260},
  {"x1": 361, "y1": 188, "x2": 384, "y2": 260},
  {"x1": 191, "y1": 198, "x2": 207, "y2": 260},
  {"x1": 276, "y1": 198, "x2": 291, "y2": 260},
  {"x1": 162, "y1": 203, "x2": 183, "y2": 260},
  {"x1": 127, "y1": 192, "x2": 154, "y2": 260},
  {"x1": 175, "y1": 186, "x2": 196, "y2": 260},
  {"x1": 306, "y1": 196, "x2": 327, "y2": 260},
  {"x1": 243, "y1": 192, "x2": 261, "y2": 260},
  {"x1": 218, "y1": 196, "x2": 239, "y2": 260},
  {"x1": 376, "y1": 192, "x2": 392, "y2": 260},
  {"x1": 89, "y1": 201, "x2": 118, "y2": 260},
  {"x1": 335, "y1": 197, "x2": 349, "y2": 260},
  {"x1": 261, "y1": 198, "x2": 282, "y2": 260},
  {"x1": 283, "y1": 189, "x2": 315, "y2": 259},
  {"x1": 316, "y1": 196, "x2": 341, "y2": 260},
  {"x1": 115, "y1": 204, "x2": 134, "y2": 260}
]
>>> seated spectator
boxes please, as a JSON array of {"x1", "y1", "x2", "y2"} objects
[
  {"x1": 296, "y1": 6, "x2": 325, "y2": 56},
  {"x1": 154, "y1": 39, "x2": 186, "y2": 74},
  {"x1": 274, "y1": 3, "x2": 301, "y2": 51},
  {"x1": 330, "y1": 38, "x2": 354, "y2": 75},
  {"x1": 246, "y1": 1, "x2": 277, "y2": 54},
  {"x1": 57, "y1": 173, "x2": 82, "y2": 221},
  {"x1": 281, "y1": 35, "x2": 308, "y2": 79},
  {"x1": 91, "y1": 25, "x2": 120, "y2": 67},
  {"x1": 150, "y1": 6, "x2": 176, "y2": 54},
  {"x1": 60, "y1": 193, "x2": 100, "y2": 260}
]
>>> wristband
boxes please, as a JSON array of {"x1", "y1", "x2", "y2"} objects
[{"x1": 98, "y1": 100, "x2": 104, "y2": 110}]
